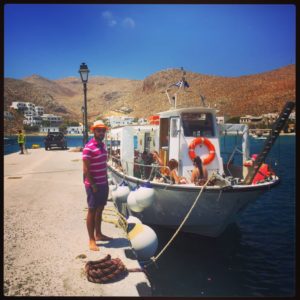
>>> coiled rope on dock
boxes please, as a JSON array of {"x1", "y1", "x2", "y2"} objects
[{"x1": 85, "y1": 254, "x2": 143, "y2": 284}]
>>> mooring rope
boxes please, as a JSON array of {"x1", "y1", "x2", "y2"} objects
[
  {"x1": 102, "y1": 206, "x2": 128, "y2": 231},
  {"x1": 143, "y1": 172, "x2": 217, "y2": 268}
]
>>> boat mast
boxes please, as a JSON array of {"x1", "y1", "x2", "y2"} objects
[{"x1": 165, "y1": 67, "x2": 188, "y2": 109}]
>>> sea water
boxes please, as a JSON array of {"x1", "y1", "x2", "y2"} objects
[
  {"x1": 4, "y1": 135, "x2": 85, "y2": 155},
  {"x1": 3, "y1": 135, "x2": 139, "y2": 155},
  {"x1": 4, "y1": 135, "x2": 295, "y2": 296}
]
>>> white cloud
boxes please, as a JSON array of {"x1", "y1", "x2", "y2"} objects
[
  {"x1": 102, "y1": 11, "x2": 112, "y2": 19},
  {"x1": 122, "y1": 18, "x2": 135, "y2": 29},
  {"x1": 108, "y1": 19, "x2": 117, "y2": 27},
  {"x1": 102, "y1": 11, "x2": 117, "y2": 27},
  {"x1": 101, "y1": 11, "x2": 135, "y2": 29}
]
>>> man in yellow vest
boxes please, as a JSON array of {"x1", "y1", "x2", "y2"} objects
[{"x1": 17, "y1": 129, "x2": 25, "y2": 154}]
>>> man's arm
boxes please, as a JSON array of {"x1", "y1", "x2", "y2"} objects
[{"x1": 83, "y1": 159, "x2": 97, "y2": 192}]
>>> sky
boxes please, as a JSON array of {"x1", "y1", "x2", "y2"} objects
[{"x1": 4, "y1": 4, "x2": 296, "y2": 80}]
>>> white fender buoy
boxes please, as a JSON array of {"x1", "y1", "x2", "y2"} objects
[
  {"x1": 127, "y1": 223, "x2": 158, "y2": 260},
  {"x1": 127, "y1": 216, "x2": 142, "y2": 224},
  {"x1": 112, "y1": 185, "x2": 130, "y2": 203},
  {"x1": 135, "y1": 186, "x2": 155, "y2": 208},
  {"x1": 127, "y1": 190, "x2": 144, "y2": 213},
  {"x1": 109, "y1": 183, "x2": 117, "y2": 193},
  {"x1": 108, "y1": 178, "x2": 115, "y2": 185}
]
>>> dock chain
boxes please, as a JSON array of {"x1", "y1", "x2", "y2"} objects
[{"x1": 85, "y1": 254, "x2": 143, "y2": 284}]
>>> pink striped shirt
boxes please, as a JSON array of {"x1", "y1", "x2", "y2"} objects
[{"x1": 82, "y1": 138, "x2": 108, "y2": 187}]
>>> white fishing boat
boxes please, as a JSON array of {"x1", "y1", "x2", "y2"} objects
[
  {"x1": 105, "y1": 69, "x2": 294, "y2": 238},
  {"x1": 251, "y1": 134, "x2": 267, "y2": 140}
]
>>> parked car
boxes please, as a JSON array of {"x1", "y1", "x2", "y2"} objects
[{"x1": 44, "y1": 132, "x2": 67, "y2": 150}]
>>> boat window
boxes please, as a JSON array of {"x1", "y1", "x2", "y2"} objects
[
  {"x1": 159, "y1": 118, "x2": 169, "y2": 148},
  {"x1": 181, "y1": 113, "x2": 215, "y2": 137}
]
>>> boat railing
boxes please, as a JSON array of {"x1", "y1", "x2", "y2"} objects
[
  {"x1": 108, "y1": 155, "x2": 172, "y2": 182},
  {"x1": 225, "y1": 146, "x2": 243, "y2": 177}
]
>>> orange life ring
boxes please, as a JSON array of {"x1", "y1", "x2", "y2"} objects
[{"x1": 188, "y1": 137, "x2": 215, "y2": 165}]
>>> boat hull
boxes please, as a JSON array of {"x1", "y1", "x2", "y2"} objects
[{"x1": 108, "y1": 166, "x2": 279, "y2": 237}]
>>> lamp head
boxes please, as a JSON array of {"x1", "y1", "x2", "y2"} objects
[{"x1": 79, "y1": 63, "x2": 90, "y2": 83}]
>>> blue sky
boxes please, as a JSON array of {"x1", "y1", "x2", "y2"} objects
[{"x1": 4, "y1": 4, "x2": 295, "y2": 80}]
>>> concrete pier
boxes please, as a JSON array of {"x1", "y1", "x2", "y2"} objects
[{"x1": 4, "y1": 148, "x2": 151, "y2": 296}]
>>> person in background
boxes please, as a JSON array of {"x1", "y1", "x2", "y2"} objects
[
  {"x1": 149, "y1": 150, "x2": 164, "y2": 181},
  {"x1": 134, "y1": 151, "x2": 143, "y2": 178},
  {"x1": 141, "y1": 150, "x2": 153, "y2": 179},
  {"x1": 17, "y1": 129, "x2": 25, "y2": 154},
  {"x1": 245, "y1": 154, "x2": 275, "y2": 184},
  {"x1": 152, "y1": 150, "x2": 163, "y2": 166},
  {"x1": 168, "y1": 159, "x2": 188, "y2": 184},
  {"x1": 190, "y1": 156, "x2": 208, "y2": 185},
  {"x1": 82, "y1": 120, "x2": 112, "y2": 251}
]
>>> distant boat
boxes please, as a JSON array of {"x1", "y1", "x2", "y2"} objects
[{"x1": 252, "y1": 134, "x2": 267, "y2": 140}]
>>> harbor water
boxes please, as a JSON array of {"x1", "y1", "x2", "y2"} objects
[{"x1": 4, "y1": 134, "x2": 295, "y2": 296}]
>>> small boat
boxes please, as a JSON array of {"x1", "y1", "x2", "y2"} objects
[
  {"x1": 251, "y1": 134, "x2": 267, "y2": 140},
  {"x1": 105, "y1": 69, "x2": 293, "y2": 238}
]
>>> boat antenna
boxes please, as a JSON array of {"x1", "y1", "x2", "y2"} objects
[{"x1": 200, "y1": 94, "x2": 206, "y2": 107}]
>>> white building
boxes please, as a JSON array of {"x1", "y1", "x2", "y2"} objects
[
  {"x1": 11, "y1": 101, "x2": 44, "y2": 117},
  {"x1": 23, "y1": 115, "x2": 42, "y2": 126},
  {"x1": 216, "y1": 116, "x2": 225, "y2": 124},
  {"x1": 35, "y1": 106, "x2": 44, "y2": 116},
  {"x1": 104, "y1": 116, "x2": 135, "y2": 128},
  {"x1": 240, "y1": 115, "x2": 263, "y2": 124},
  {"x1": 66, "y1": 126, "x2": 83, "y2": 134},
  {"x1": 262, "y1": 113, "x2": 279, "y2": 125},
  {"x1": 4, "y1": 111, "x2": 14, "y2": 121},
  {"x1": 39, "y1": 127, "x2": 60, "y2": 133},
  {"x1": 25, "y1": 102, "x2": 35, "y2": 112},
  {"x1": 42, "y1": 114, "x2": 63, "y2": 125},
  {"x1": 10, "y1": 101, "x2": 27, "y2": 112},
  {"x1": 138, "y1": 118, "x2": 148, "y2": 125}
]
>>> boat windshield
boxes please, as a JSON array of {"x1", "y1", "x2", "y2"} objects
[{"x1": 181, "y1": 112, "x2": 215, "y2": 137}]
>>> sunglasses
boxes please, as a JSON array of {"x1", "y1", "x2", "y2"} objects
[{"x1": 94, "y1": 128, "x2": 106, "y2": 133}]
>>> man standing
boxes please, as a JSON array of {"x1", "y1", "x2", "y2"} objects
[
  {"x1": 17, "y1": 129, "x2": 25, "y2": 154},
  {"x1": 82, "y1": 120, "x2": 112, "y2": 251}
]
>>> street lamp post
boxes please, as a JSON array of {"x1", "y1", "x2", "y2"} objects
[
  {"x1": 81, "y1": 106, "x2": 85, "y2": 147},
  {"x1": 79, "y1": 63, "x2": 90, "y2": 146}
]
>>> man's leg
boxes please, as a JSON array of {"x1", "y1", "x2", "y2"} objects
[
  {"x1": 86, "y1": 208, "x2": 99, "y2": 251},
  {"x1": 19, "y1": 143, "x2": 24, "y2": 154},
  {"x1": 95, "y1": 206, "x2": 113, "y2": 241}
]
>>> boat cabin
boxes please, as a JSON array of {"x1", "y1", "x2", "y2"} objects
[
  {"x1": 157, "y1": 107, "x2": 224, "y2": 180},
  {"x1": 107, "y1": 106, "x2": 228, "y2": 182}
]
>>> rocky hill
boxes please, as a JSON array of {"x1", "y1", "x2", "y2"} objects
[{"x1": 4, "y1": 64, "x2": 295, "y2": 122}]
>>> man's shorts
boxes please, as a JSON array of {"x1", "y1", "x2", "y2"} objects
[{"x1": 85, "y1": 184, "x2": 109, "y2": 208}]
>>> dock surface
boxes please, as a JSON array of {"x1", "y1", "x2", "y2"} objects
[{"x1": 4, "y1": 148, "x2": 151, "y2": 296}]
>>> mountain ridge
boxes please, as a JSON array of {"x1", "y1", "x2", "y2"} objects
[{"x1": 4, "y1": 64, "x2": 295, "y2": 121}]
